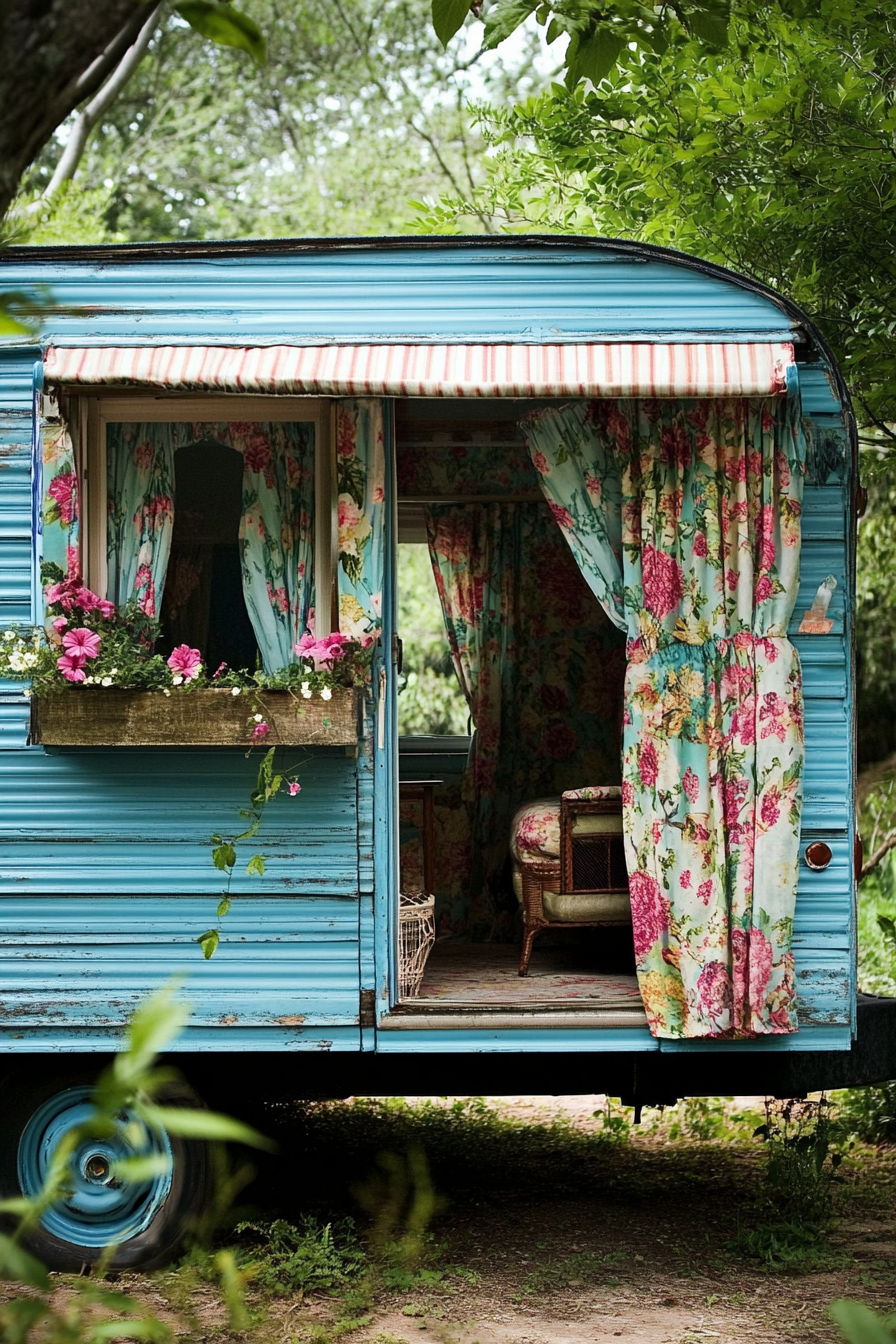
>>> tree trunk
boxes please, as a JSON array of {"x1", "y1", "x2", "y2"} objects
[{"x1": 0, "y1": 0, "x2": 146, "y2": 221}]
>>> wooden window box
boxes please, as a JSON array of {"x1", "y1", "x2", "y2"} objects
[{"x1": 31, "y1": 687, "x2": 361, "y2": 747}]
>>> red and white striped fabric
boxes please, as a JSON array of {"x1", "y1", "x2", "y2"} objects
[{"x1": 44, "y1": 342, "x2": 794, "y2": 398}]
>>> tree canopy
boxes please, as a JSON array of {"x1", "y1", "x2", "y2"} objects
[
  {"x1": 11, "y1": 0, "x2": 544, "y2": 245},
  {"x1": 420, "y1": 0, "x2": 896, "y2": 434}
]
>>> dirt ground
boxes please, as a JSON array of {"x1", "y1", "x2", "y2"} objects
[{"x1": 11, "y1": 1095, "x2": 896, "y2": 1344}]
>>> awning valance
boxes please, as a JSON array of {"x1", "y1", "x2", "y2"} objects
[{"x1": 44, "y1": 341, "x2": 795, "y2": 399}]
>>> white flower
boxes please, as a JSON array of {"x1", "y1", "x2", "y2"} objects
[
  {"x1": 320, "y1": 686, "x2": 332, "y2": 701},
  {"x1": 22, "y1": 689, "x2": 31, "y2": 699},
  {"x1": 101, "y1": 677, "x2": 112, "y2": 687},
  {"x1": 253, "y1": 712, "x2": 264, "y2": 723},
  {"x1": 22, "y1": 653, "x2": 37, "y2": 668},
  {"x1": 162, "y1": 688, "x2": 171, "y2": 697},
  {"x1": 2, "y1": 630, "x2": 14, "y2": 642},
  {"x1": 231, "y1": 686, "x2": 241, "y2": 696},
  {"x1": 301, "y1": 681, "x2": 312, "y2": 699},
  {"x1": 172, "y1": 674, "x2": 183, "y2": 686},
  {"x1": 111, "y1": 668, "x2": 118, "y2": 676},
  {"x1": 84, "y1": 675, "x2": 95, "y2": 685}
]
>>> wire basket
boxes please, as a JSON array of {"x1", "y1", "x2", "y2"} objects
[{"x1": 398, "y1": 891, "x2": 436, "y2": 1000}]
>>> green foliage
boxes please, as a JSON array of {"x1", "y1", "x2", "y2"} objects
[
  {"x1": 857, "y1": 455, "x2": 896, "y2": 764},
  {"x1": 418, "y1": 1, "x2": 896, "y2": 434},
  {"x1": 834, "y1": 1083, "x2": 896, "y2": 1146},
  {"x1": 753, "y1": 1096, "x2": 845, "y2": 1228},
  {"x1": 397, "y1": 544, "x2": 468, "y2": 736},
  {"x1": 665, "y1": 1096, "x2": 731, "y2": 1142},
  {"x1": 235, "y1": 1218, "x2": 366, "y2": 1297},
  {"x1": 727, "y1": 1220, "x2": 841, "y2": 1272},
  {"x1": 0, "y1": 985, "x2": 267, "y2": 1344},
  {"x1": 439, "y1": 0, "x2": 732, "y2": 82},
  {"x1": 858, "y1": 772, "x2": 896, "y2": 996},
  {"x1": 831, "y1": 1301, "x2": 896, "y2": 1344},
  {"x1": 19, "y1": 0, "x2": 545, "y2": 243}
]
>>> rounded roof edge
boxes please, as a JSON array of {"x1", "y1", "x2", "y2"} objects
[{"x1": 1, "y1": 231, "x2": 855, "y2": 440}]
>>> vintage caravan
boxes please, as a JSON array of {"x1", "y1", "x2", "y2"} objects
[{"x1": 0, "y1": 236, "x2": 891, "y2": 1267}]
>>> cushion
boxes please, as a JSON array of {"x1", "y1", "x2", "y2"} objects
[
  {"x1": 509, "y1": 797, "x2": 561, "y2": 866},
  {"x1": 561, "y1": 785, "x2": 622, "y2": 802}
]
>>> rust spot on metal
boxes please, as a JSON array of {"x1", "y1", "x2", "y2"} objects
[
  {"x1": 273, "y1": 1014, "x2": 305, "y2": 1025},
  {"x1": 220, "y1": 1014, "x2": 238, "y2": 1024}
]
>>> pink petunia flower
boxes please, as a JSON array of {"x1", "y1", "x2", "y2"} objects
[
  {"x1": 253, "y1": 721, "x2": 270, "y2": 741},
  {"x1": 288, "y1": 781, "x2": 301, "y2": 796},
  {"x1": 167, "y1": 644, "x2": 203, "y2": 682},
  {"x1": 295, "y1": 630, "x2": 350, "y2": 670},
  {"x1": 57, "y1": 650, "x2": 87, "y2": 682},
  {"x1": 62, "y1": 627, "x2": 101, "y2": 660},
  {"x1": 53, "y1": 617, "x2": 68, "y2": 632}
]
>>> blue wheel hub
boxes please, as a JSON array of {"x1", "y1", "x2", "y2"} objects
[{"x1": 17, "y1": 1087, "x2": 173, "y2": 1248}]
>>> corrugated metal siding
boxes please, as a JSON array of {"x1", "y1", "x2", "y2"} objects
[
  {"x1": 0, "y1": 245, "x2": 857, "y2": 1055},
  {"x1": 1, "y1": 247, "x2": 797, "y2": 347}
]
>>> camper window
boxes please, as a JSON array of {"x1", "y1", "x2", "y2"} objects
[{"x1": 52, "y1": 396, "x2": 333, "y2": 674}]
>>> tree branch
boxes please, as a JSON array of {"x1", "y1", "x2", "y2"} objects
[
  {"x1": 860, "y1": 831, "x2": 896, "y2": 882},
  {"x1": 42, "y1": 3, "x2": 163, "y2": 198}
]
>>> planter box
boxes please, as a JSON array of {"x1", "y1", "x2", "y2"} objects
[{"x1": 32, "y1": 687, "x2": 361, "y2": 747}]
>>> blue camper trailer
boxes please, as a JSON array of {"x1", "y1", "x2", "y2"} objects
[{"x1": 0, "y1": 236, "x2": 891, "y2": 1268}]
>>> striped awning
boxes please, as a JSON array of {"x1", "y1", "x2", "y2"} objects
[{"x1": 44, "y1": 341, "x2": 795, "y2": 399}]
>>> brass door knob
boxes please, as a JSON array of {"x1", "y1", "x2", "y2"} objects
[{"x1": 805, "y1": 841, "x2": 833, "y2": 871}]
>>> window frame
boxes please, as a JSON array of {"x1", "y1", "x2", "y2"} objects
[{"x1": 69, "y1": 393, "x2": 337, "y2": 635}]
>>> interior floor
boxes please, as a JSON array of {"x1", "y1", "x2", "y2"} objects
[{"x1": 407, "y1": 941, "x2": 642, "y2": 1009}]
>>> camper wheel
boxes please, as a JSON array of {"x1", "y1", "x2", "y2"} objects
[{"x1": 0, "y1": 1064, "x2": 212, "y2": 1272}]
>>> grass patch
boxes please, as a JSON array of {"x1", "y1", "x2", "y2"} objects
[
  {"x1": 514, "y1": 1249, "x2": 627, "y2": 1297},
  {"x1": 726, "y1": 1221, "x2": 848, "y2": 1274},
  {"x1": 235, "y1": 1217, "x2": 367, "y2": 1297}
]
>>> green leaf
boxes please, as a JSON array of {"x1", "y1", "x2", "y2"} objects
[
  {"x1": 482, "y1": 0, "x2": 539, "y2": 50},
  {"x1": 0, "y1": 1232, "x2": 50, "y2": 1289},
  {"x1": 197, "y1": 928, "x2": 220, "y2": 959},
  {"x1": 89, "y1": 1319, "x2": 171, "y2": 1341},
  {"x1": 217, "y1": 896, "x2": 232, "y2": 918},
  {"x1": 215, "y1": 1249, "x2": 250, "y2": 1332},
  {"x1": 246, "y1": 854, "x2": 265, "y2": 877},
  {"x1": 431, "y1": 0, "x2": 471, "y2": 47},
  {"x1": 117, "y1": 983, "x2": 188, "y2": 1079},
  {"x1": 212, "y1": 842, "x2": 237, "y2": 871},
  {"x1": 685, "y1": 1, "x2": 731, "y2": 47},
  {"x1": 829, "y1": 1300, "x2": 896, "y2": 1344},
  {"x1": 174, "y1": 0, "x2": 266, "y2": 65},
  {"x1": 140, "y1": 1103, "x2": 275, "y2": 1150},
  {"x1": 0, "y1": 1296, "x2": 49, "y2": 1344},
  {"x1": 111, "y1": 1153, "x2": 172, "y2": 1183},
  {"x1": 567, "y1": 26, "x2": 625, "y2": 87}
]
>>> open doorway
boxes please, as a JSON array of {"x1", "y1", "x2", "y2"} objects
[{"x1": 394, "y1": 398, "x2": 638, "y2": 1014}]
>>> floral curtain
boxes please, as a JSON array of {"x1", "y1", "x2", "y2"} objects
[
  {"x1": 524, "y1": 397, "x2": 806, "y2": 1039},
  {"x1": 106, "y1": 421, "x2": 315, "y2": 669},
  {"x1": 336, "y1": 399, "x2": 384, "y2": 641},
  {"x1": 41, "y1": 421, "x2": 80, "y2": 581},
  {"x1": 425, "y1": 500, "x2": 625, "y2": 939},
  {"x1": 213, "y1": 421, "x2": 314, "y2": 672},
  {"x1": 107, "y1": 423, "x2": 176, "y2": 616}
]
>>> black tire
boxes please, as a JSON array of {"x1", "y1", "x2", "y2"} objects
[{"x1": 0, "y1": 1061, "x2": 213, "y2": 1273}]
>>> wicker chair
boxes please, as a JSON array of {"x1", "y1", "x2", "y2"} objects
[{"x1": 510, "y1": 786, "x2": 632, "y2": 976}]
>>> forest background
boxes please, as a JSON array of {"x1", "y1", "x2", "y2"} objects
[{"x1": 2, "y1": 0, "x2": 896, "y2": 975}]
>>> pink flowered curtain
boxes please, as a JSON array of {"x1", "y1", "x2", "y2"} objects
[
  {"x1": 425, "y1": 500, "x2": 625, "y2": 939},
  {"x1": 335, "y1": 399, "x2": 384, "y2": 641},
  {"x1": 524, "y1": 397, "x2": 806, "y2": 1040},
  {"x1": 107, "y1": 423, "x2": 176, "y2": 616},
  {"x1": 41, "y1": 420, "x2": 80, "y2": 583}
]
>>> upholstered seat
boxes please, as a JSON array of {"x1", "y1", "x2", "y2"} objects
[{"x1": 510, "y1": 787, "x2": 631, "y2": 974}]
